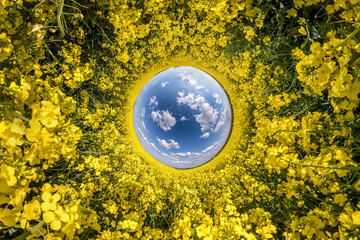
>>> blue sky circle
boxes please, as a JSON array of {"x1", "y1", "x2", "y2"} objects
[{"x1": 133, "y1": 66, "x2": 232, "y2": 169}]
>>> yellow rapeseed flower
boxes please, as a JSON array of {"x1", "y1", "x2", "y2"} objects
[
  {"x1": 23, "y1": 199, "x2": 41, "y2": 220},
  {"x1": 1, "y1": 164, "x2": 17, "y2": 186},
  {"x1": 0, "y1": 208, "x2": 17, "y2": 227},
  {"x1": 298, "y1": 26, "x2": 307, "y2": 36},
  {"x1": 41, "y1": 192, "x2": 61, "y2": 211},
  {"x1": 352, "y1": 211, "x2": 360, "y2": 225}
]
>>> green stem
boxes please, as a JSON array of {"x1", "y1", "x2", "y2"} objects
[
  {"x1": 57, "y1": 0, "x2": 66, "y2": 37},
  {"x1": 21, "y1": 139, "x2": 33, "y2": 145},
  {"x1": 0, "y1": 86, "x2": 20, "y2": 94},
  {"x1": 350, "y1": 56, "x2": 360, "y2": 68},
  {"x1": 70, "y1": 0, "x2": 88, "y2": 8},
  {"x1": 0, "y1": 153, "x2": 12, "y2": 157},
  {"x1": 44, "y1": 43, "x2": 61, "y2": 66},
  {"x1": 13, "y1": 220, "x2": 45, "y2": 240},
  {"x1": 333, "y1": 28, "x2": 360, "y2": 50},
  {"x1": 14, "y1": 111, "x2": 30, "y2": 122},
  {"x1": 32, "y1": 0, "x2": 46, "y2": 11}
]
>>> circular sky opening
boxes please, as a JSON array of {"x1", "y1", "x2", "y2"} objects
[{"x1": 133, "y1": 66, "x2": 232, "y2": 169}]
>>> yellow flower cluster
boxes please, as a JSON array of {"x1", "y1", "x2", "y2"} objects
[{"x1": 1, "y1": 0, "x2": 360, "y2": 239}]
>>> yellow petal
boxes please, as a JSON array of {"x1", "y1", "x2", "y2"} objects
[
  {"x1": 1, "y1": 165, "x2": 17, "y2": 186},
  {"x1": 6, "y1": 137, "x2": 17, "y2": 147},
  {"x1": 50, "y1": 219, "x2": 62, "y2": 230},
  {"x1": 52, "y1": 193, "x2": 61, "y2": 202},
  {"x1": 0, "y1": 208, "x2": 17, "y2": 227},
  {"x1": 0, "y1": 194, "x2": 9, "y2": 205},
  {"x1": 41, "y1": 192, "x2": 52, "y2": 202},
  {"x1": 352, "y1": 211, "x2": 360, "y2": 225},
  {"x1": 0, "y1": 179, "x2": 16, "y2": 195},
  {"x1": 11, "y1": 120, "x2": 25, "y2": 135},
  {"x1": 59, "y1": 212, "x2": 70, "y2": 223},
  {"x1": 62, "y1": 221, "x2": 76, "y2": 239},
  {"x1": 43, "y1": 211, "x2": 55, "y2": 223},
  {"x1": 24, "y1": 200, "x2": 41, "y2": 220}
]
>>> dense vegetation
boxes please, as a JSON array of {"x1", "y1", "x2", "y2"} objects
[{"x1": 1, "y1": 0, "x2": 360, "y2": 239}]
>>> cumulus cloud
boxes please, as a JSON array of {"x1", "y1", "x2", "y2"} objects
[
  {"x1": 213, "y1": 93, "x2": 222, "y2": 104},
  {"x1": 177, "y1": 93, "x2": 218, "y2": 132},
  {"x1": 179, "y1": 73, "x2": 197, "y2": 85},
  {"x1": 156, "y1": 137, "x2": 180, "y2": 150},
  {"x1": 211, "y1": 107, "x2": 230, "y2": 133},
  {"x1": 212, "y1": 119, "x2": 224, "y2": 133},
  {"x1": 180, "y1": 116, "x2": 188, "y2": 121},
  {"x1": 200, "y1": 132, "x2": 210, "y2": 138},
  {"x1": 196, "y1": 85, "x2": 204, "y2": 90},
  {"x1": 149, "y1": 96, "x2": 158, "y2": 108},
  {"x1": 161, "y1": 82, "x2": 169, "y2": 88},
  {"x1": 151, "y1": 110, "x2": 176, "y2": 132}
]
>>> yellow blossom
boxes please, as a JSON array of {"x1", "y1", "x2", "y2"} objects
[
  {"x1": 286, "y1": 8, "x2": 297, "y2": 18},
  {"x1": 352, "y1": 211, "x2": 360, "y2": 225},
  {"x1": 41, "y1": 192, "x2": 61, "y2": 211},
  {"x1": 32, "y1": 101, "x2": 60, "y2": 128},
  {"x1": 1, "y1": 164, "x2": 17, "y2": 186},
  {"x1": 24, "y1": 200, "x2": 41, "y2": 220},
  {"x1": 298, "y1": 26, "x2": 307, "y2": 36},
  {"x1": 0, "y1": 208, "x2": 18, "y2": 227}
]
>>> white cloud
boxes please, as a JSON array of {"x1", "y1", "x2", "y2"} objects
[
  {"x1": 140, "y1": 120, "x2": 147, "y2": 132},
  {"x1": 151, "y1": 110, "x2": 176, "y2": 132},
  {"x1": 149, "y1": 96, "x2": 158, "y2": 108},
  {"x1": 156, "y1": 137, "x2": 180, "y2": 150},
  {"x1": 191, "y1": 153, "x2": 203, "y2": 160},
  {"x1": 140, "y1": 107, "x2": 145, "y2": 118},
  {"x1": 202, "y1": 145, "x2": 214, "y2": 154},
  {"x1": 180, "y1": 116, "x2": 188, "y2": 121},
  {"x1": 213, "y1": 93, "x2": 222, "y2": 104},
  {"x1": 161, "y1": 82, "x2": 169, "y2": 88},
  {"x1": 179, "y1": 74, "x2": 197, "y2": 86},
  {"x1": 211, "y1": 107, "x2": 230, "y2": 133},
  {"x1": 161, "y1": 152, "x2": 179, "y2": 161},
  {"x1": 201, "y1": 140, "x2": 222, "y2": 154},
  {"x1": 196, "y1": 85, "x2": 204, "y2": 90},
  {"x1": 150, "y1": 142, "x2": 160, "y2": 152},
  {"x1": 138, "y1": 127, "x2": 147, "y2": 143},
  {"x1": 177, "y1": 93, "x2": 218, "y2": 132},
  {"x1": 172, "y1": 152, "x2": 192, "y2": 158},
  {"x1": 200, "y1": 132, "x2": 210, "y2": 138},
  {"x1": 212, "y1": 119, "x2": 224, "y2": 133}
]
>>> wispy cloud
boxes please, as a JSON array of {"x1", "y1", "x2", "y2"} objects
[
  {"x1": 140, "y1": 120, "x2": 147, "y2": 132},
  {"x1": 140, "y1": 107, "x2": 145, "y2": 118},
  {"x1": 161, "y1": 82, "x2": 169, "y2": 88},
  {"x1": 200, "y1": 132, "x2": 210, "y2": 138},
  {"x1": 171, "y1": 152, "x2": 192, "y2": 158},
  {"x1": 150, "y1": 142, "x2": 160, "y2": 152}
]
